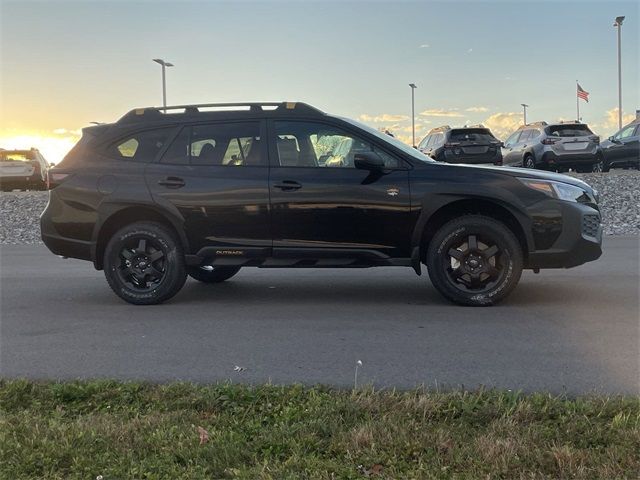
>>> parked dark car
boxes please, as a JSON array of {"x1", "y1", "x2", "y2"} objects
[
  {"x1": 0, "y1": 148, "x2": 49, "y2": 191},
  {"x1": 417, "y1": 125, "x2": 502, "y2": 165},
  {"x1": 598, "y1": 118, "x2": 640, "y2": 171},
  {"x1": 502, "y1": 121, "x2": 601, "y2": 172},
  {"x1": 42, "y1": 102, "x2": 602, "y2": 306}
]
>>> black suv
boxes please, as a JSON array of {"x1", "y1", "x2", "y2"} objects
[
  {"x1": 42, "y1": 102, "x2": 602, "y2": 306},
  {"x1": 417, "y1": 125, "x2": 502, "y2": 165},
  {"x1": 598, "y1": 118, "x2": 640, "y2": 171}
]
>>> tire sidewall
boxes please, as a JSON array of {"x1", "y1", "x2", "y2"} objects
[
  {"x1": 104, "y1": 223, "x2": 186, "y2": 305},
  {"x1": 426, "y1": 217, "x2": 523, "y2": 306}
]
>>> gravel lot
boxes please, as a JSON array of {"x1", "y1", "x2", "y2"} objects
[{"x1": 1, "y1": 170, "x2": 638, "y2": 245}]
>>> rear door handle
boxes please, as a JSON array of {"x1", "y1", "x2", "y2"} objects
[
  {"x1": 273, "y1": 180, "x2": 302, "y2": 191},
  {"x1": 157, "y1": 176, "x2": 185, "y2": 188}
]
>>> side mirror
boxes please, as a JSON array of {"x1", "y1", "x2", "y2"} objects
[{"x1": 354, "y1": 151, "x2": 385, "y2": 171}]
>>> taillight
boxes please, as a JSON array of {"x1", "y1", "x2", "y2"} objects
[
  {"x1": 542, "y1": 138, "x2": 560, "y2": 145},
  {"x1": 47, "y1": 172, "x2": 72, "y2": 190}
]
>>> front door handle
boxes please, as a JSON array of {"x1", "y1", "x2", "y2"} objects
[
  {"x1": 273, "y1": 180, "x2": 302, "y2": 191},
  {"x1": 158, "y1": 176, "x2": 186, "y2": 188}
]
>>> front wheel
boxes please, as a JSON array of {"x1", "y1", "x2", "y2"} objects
[
  {"x1": 104, "y1": 222, "x2": 187, "y2": 305},
  {"x1": 188, "y1": 266, "x2": 241, "y2": 283},
  {"x1": 426, "y1": 216, "x2": 523, "y2": 306},
  {"x1": 591, "y1": 159, "x2": 604, "y2": 173}
]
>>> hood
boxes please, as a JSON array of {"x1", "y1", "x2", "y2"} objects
[{"x1": 437, "y1": 163, "x2": 595, "y2": 192}]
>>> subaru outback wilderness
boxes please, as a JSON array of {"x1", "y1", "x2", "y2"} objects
[{"x1": 41, "y1": 102, "x2": 603, "y2": 306}]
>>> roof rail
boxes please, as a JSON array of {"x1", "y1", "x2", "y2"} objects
[
  {"x1": 525, "y1": 121, "x2": 548, "y2": 127},
  {"x1": 116, "y1": 102, "x2": 324, "y2": 124},
  {"x1": 558, "y1": 120, "x2": 581, "y2": 124},
  {"x1": 463, "y1": 123, "x2": 486, "y2": 128},
  {"x1": 428, "y1": 125, "x2": 451, "y2": 133}
]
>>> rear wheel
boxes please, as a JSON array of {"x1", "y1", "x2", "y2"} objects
[
  {"x1": 523, "y1": 155, "x2": 535, "y2": 169},
  {"x1": 104, "y1": 222, "x2": 187, "y2": 305},
  {"x1": 188, "y1": 266, "x2": 241, "y2": 283},
  {"x1": 426, "y1": 215, "x2": 523, "y2": 306}
]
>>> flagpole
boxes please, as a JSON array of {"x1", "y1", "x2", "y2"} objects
[{"x1": 576, "y1": 80, "x2": 579, "y2": 121}]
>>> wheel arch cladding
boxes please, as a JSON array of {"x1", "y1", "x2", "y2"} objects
[
  {"x1": 416, "y1": 197, "x2": 530, "y2": 264},
  {"x1": 93, "y1": 205, "x2": 188, "y2": 270}
]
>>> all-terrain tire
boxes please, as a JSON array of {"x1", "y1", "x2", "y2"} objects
[
  {"x1": 426, "y1": 215, "x2": 523, "y2": 306},
  {"x1": 104, "y1": 222, "x2": 187, "y2": 305}
]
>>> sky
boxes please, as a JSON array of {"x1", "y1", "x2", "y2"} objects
[{"x1": 1, "y1": 0, "x2": 638, "y2": 162}]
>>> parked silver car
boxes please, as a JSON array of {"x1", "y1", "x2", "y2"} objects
[
  {"x1": 502, "y1": 121, "x2": 601, "y2": 172},
  {"x1": 0, "y1": 148, "x2": 49, "y2": 191}
]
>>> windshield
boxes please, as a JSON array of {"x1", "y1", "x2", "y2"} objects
[
  {"x1": 449, "y1": 129, "x2": 497, "y2": 143},
  {"x1": 547, "y1": 125, "x2": 593, "y2": 137},
  {"x1": 0, "y1": 151, "x2": 33, "y2": 162},
  {"x1": 339, "y1": 117, "x2": 435, "y2": 163}
]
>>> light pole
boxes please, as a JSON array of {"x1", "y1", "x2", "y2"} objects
[
  {"x1": 409, "y1": 83, "x2": 417, "y2": 147},
  {"x1": 613, "y1": 16, "x2": 625, "y2": 130},
  {"x1": 521, "y1": 103, "x2": 529, "y2": 125},
  {"x1": 153, "y1": 58, "x2": 174, "y2": 110}
]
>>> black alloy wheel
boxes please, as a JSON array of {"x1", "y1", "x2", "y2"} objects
[
  {"x1": 117, "y1": 237, "x2": 167, "y2": 292},
  {"x1": 445, "y1": 234, "x2": 505, "y2": 292}
]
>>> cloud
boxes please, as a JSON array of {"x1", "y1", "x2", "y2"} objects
[
  {"x1": 465, "y1": 106, "x2": 489, "y2": 113},
  {"x1": 359, "y1": 113, "x2": 409, "y2": 123},
  {"x1": 419, "y1": 44, "x2": 430, "y2": 48},
  {"x1": 482, "y1": 112, "x2": 522, "y2": 139},
  {"x1": 419, "y1": 108, "x2": 463, "y2": 118},
  {"x1": 590, "y1": 108, "x2": 636, "y2": 137}
]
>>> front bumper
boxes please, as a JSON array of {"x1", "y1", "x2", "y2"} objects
[{"x1": 526, "y1": 200, "x2": 602, "y2": 269}]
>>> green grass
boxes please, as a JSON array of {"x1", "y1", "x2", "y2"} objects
[{"x1": 0, "y1": 380, "x2": 638, "y2": 479}]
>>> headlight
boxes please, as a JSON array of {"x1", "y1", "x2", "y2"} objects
[{"x1": 518, "y1": 178, "x2": 591, "y2": 203}]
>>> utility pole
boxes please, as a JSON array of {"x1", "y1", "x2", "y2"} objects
[
  {"x1": 614, "y1": 16, "x2": 625, "y2": 129},
  {"x1": 521, "y1": 103, "x2": 529, "y2": 125},
  {"x1": 409, "y1": 83, "x2": 417, "y2": 147},
  {"x1": 152, "y1": 58, "x2": 174, "y2": 110}
]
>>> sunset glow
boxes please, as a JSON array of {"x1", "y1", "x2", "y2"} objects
[{"x1": 0, "y1": 131, "x2": 80, "y2": 165}]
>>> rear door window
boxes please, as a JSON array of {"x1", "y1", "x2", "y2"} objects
[
  {"x1": 109, "y1": 128, "x2": 174, "y2": 162},
  {"x1": 161, "y1": 122, "x2": 264, "y2": 166}
]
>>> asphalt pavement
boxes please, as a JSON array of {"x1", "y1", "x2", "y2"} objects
[{"x1": 1, "y1": 236, "x2": 638, "y2": 395}]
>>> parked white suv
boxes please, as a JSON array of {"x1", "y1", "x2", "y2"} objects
[{"x1": 0, "y1": 148, "x2": 49, "y2": 191}]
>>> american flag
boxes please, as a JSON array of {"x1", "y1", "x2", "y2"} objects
[{"x1": 577, "y1": 83, "x2": 589, "y2": 102}]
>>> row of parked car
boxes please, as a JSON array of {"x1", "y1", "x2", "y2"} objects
[
  {"x1": 0, "y1": 148, "x2": 51, "y2": 191},
  {"x1": 417, "y1": 117, "x2": 640, "y2": 173}
]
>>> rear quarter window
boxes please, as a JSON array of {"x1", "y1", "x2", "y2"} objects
[{"x1": 107, "y1": 128, "x2": 175, "y2": 162}]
